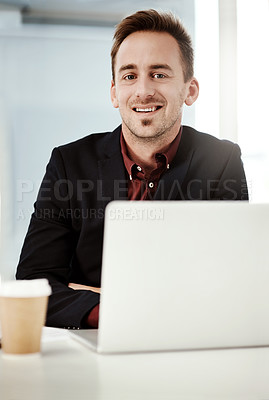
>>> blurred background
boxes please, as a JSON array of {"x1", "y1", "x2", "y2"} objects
[{"x1": 0, "y1": 0, "x2": 268, "y2": 279}]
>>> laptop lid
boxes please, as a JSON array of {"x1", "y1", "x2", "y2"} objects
[{"x1": 94, "y1": 201, "x2": 269, "y2": 354}]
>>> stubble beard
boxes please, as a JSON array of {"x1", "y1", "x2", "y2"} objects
[
  {"x1": 120, "y1": 92, "x2": 185, "y2": 144},
  {"x1": 121, "y1": 108, "x2": 183, "y2": 145}
]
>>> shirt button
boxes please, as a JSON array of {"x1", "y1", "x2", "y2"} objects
[
  {"x1": 148, "y1": 182, "x2": 154, "y2": 188},
  {"x1": 137, "y1": 166, "x2": 142, "y2": 171}
]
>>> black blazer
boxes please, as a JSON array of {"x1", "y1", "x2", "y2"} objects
[{"x1": 16, "y1": 125, "x2": 248, "y2": 328}]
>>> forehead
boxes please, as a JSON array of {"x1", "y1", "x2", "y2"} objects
[{"x1": 114, "y1": 31, "x2": 182, "y2": 71}]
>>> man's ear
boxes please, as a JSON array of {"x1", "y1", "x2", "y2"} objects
[
  {"x1": 110, "y1": 80, "x2": 119, "y2": 108},
  {"x1": 185, "y1": 77, "x2": 199, "y2": 106}
]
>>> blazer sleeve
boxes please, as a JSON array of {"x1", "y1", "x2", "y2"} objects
[
  {"x1": 213, "y1": 143, "x2": 248, "y2": 200},
  {"x1": 16, "y1": 147, "x2": 100, "y2": 329}
]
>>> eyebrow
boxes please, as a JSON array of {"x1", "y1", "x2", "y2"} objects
[
  {"x1": 118, "y1": 64, "x2": 136, "y2": 73},
  {"x1": 118, "y1": 63, "x2": 173, "y2": 74},
  {"x1": 150, "y1": 64, "x2": 173, "y2": 72}
]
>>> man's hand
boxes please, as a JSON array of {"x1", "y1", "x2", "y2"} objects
[
  {"x1": 68, "y1": 283, "x2": 101, "y2": 294},
  {"x1": 68, "y1": 283, "x2": 100, "y2": 328}
]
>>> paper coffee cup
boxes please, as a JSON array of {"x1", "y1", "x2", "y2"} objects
[{"x1": 0, "y1": 279, "x2": 52, "y2": 355}]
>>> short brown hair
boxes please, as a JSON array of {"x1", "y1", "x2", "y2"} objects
[{"x1": 111, "y1": 9, "x2": 194, "y2": 83}]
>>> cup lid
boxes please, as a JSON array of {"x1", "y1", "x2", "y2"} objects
[{"x1": 0, "y1": 279, "x2": 52, "y2": 297}]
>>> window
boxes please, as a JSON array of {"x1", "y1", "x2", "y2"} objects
[
  {"x1": 195, "y1": 0, "x2": 269, "y2": 202},
  {"x1": 237, "y1": 0, "x2": 269, "y2": 202}
]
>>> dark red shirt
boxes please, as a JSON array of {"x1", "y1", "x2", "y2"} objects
[{"x1": 120, "y1": 128, "x2": 182, "y2": 200}]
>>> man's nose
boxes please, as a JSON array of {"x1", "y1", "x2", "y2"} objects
[{"x1": 135, "y1": 76, "x2": 155, "y2": 99}]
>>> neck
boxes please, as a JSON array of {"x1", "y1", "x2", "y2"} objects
[{"x1": 122, "y1": 126, "x2": 180, "y2": 174}]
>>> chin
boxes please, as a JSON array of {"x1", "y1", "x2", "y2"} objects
[
  {"x1": 123, "y1": 120, "x2": 164, "y2": 139},
  {"x1": 141, "y1": 119, "x2": 152, "y2": 127},
  {"x1": 133, "y1": 129, "x2": 164, "y2": 141}
]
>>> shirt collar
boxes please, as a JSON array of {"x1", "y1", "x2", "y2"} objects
[{"x1": 120, "y1": 126, "x2": 182, "y2": 181}]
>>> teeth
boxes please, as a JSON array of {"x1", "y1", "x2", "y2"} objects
[{"x1": 135, "y1": 107, "x2": 157, "y2": 112}]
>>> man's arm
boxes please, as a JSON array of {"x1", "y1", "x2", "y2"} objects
[{"x1": 16, "y1": 147, "x2": 101, "y2": 329}]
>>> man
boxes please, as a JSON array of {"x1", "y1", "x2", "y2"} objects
[{"x1": 16, "y1": 9, "x2": 248, "y2": 329}]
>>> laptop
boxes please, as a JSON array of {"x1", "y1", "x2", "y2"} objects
[{"x1": 70, "y1": 201, "x2": 269, "y2": 354}]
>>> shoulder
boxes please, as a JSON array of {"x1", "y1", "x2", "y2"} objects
[
  {"x1": 182, "y1": 125, "x2": 237, "y2": 147},
  {"x1": 60, "y1": 126, "x2": 120, "y2": 155},
  {"x1": 181, "y1": 125, "x2": 241, "y2": 158},
  {"x1": 50, "y1": 125, "x2": 121, "y2": 163}
]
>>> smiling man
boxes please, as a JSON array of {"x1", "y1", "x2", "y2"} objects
[
  {"x1": 111, "y1": 31, "x2": 198, "y2": 141},
  {"x1": 16, "y1": 10, "x2": 248, "y2": 329},
  {"x1": 110, "y1": 29, "x2": 199, "y2": 180}
]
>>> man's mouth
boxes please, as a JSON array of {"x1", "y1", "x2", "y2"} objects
[{"x1": 133, "y1": 106, "x2": 162, "y2": 113}]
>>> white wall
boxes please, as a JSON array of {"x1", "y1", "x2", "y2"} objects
[
  {"x1": 237, "y1": 0, "x2": 269, "y2": 202},
  {"x1": 0, "y1": 19, "x2": 122, "y2": 278}
]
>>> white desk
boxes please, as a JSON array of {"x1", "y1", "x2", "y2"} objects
[{"x1": 1, "y1": 327, "x2": 269, "y2": 400}]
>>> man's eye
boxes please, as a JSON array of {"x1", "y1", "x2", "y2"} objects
[
  {"x1": 153, "y1": 73, "x2": 165, "y2": 79},
  {"x1": 124, "y1": 74, "x2": 135, "y2": 80}
]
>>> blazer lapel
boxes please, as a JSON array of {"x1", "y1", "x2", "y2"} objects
[
  {"x1": 97, "y1": 125, "x2": 129, "y2": 207},
  {"x1": 154, "y1": 127, "x2": 195, "y2": 200}
]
